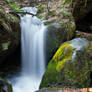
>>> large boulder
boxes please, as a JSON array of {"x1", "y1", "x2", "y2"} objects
[
  {"x1": 45, "y1": 23, "x2": 75, "y2": 63},
  {"x1": 40, "y1": 38, "x2": 92, "y2": 88}
]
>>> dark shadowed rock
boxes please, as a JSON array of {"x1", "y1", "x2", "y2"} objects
[
  {"x1": 72, "y1": 0, "x2": 92, "y2": 33},
  {"x1": 0, "y1": 1, "x2": 21, "y2": 65}
]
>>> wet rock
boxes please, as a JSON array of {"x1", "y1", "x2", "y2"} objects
[
  {"x1": 40, "y1": 38, "x2": 92, "y2": 88},
  {"x1": 45, "y1": 23, "x2": 75, "y2": 63}
]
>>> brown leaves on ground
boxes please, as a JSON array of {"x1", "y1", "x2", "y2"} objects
[{"x1": 58, "y1": 88, "x2": 92, "y2": 92}]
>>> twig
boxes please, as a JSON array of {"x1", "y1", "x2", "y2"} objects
[{"x1": 9, "y1": 11, "x2": 36, "y2": 16}]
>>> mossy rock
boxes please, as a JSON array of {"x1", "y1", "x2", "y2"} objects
[
  {"x1": 0, "y1": 77, "x2": 13, "y2": 92},
  {"x1": 40, "y1": 38, "x2": 92, "y2": 88},
  {"x1": 45, "y1": 23, "x2": 75, "y2": 63}
]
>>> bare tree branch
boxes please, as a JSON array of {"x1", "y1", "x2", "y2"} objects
[{"x1": 9, "y1": 11, "x2": 36, "y2": 16}]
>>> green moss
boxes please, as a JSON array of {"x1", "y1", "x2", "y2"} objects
[
  {"x1": 53, "y1": 42, "x2": 71, "y2": 60},
  {"x1": 12, "y1": 15, "x2": 19, "y2": 21},
  {"x1": 48, "y1": 10, "x2": 56, "y2": 17},
  {"x1": 7, "y1": 84, "x2": 13, "y2": 92},
  {"x1": 65, "y1": 0, "x2": 73, "y2": 5},
  {"x1": 37, "y1": 15, "x2": 43, "y2": 19},
  {"x1": 71, "y1": 25, "x2": 76, "y2": 31},
  {"x1": 40, "y1": 59, "x2": 62, "y2": 88},
  {"x1": 0, "y1": 77, "x2": 13, "y2": 92},
  {"x1": 37, "y1": 4, "x2": 46, "y2": 14},
  {"x1": 61, "y1": 21, "x2": 75, "y2": 41},
  {"x1": 52, "y1": 42, "x2": 75, "y2": 71},
  {"x1": 57, "y1": 46, "x2": 74, "y2": 71},
  {"x1": 9, "y1": 3, "x2": 19, "y2": 11},
  {"x1": 41, "y1": 42, "x2": 75, "y2": 88},
  {"x1": 41, "y1": 39, "x2": 92, "y2": 88},
  {"x1": 56, "y1": 0, "x2": 72, "y2": 9},
  {"x1": 44, "y1": 20, "x2": 56, "y2": 25},
  {"x1": 0, "y1": 9, "x2": 6, "y2": 18},
  {"x1": 61, "y1": 23, "x2": 67, "y2": 29},
  {"x1": 56, "y1": 2, "x2": 65, "y2": 9},
  {"x1": 59, "y1": 12, "x2": 70, "y2": 18}
]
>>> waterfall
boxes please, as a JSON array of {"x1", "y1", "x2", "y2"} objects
[
  {"x1": 21, "y1": 7, "x2": 46, "y2": 76},
  {"x1": 9, "y1": 7, "x2": 46, "y2": 92}
]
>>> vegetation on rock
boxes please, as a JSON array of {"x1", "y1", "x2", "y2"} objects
[
  {"x1": 0, "y1": 77, "x2": 12, "y2": 92},
  {"x1": 45, "y1": 23, "x2": 75, "y2": 63},
  {"x1": 40, "y1": 38, "x2": 92, "y2": 88}
]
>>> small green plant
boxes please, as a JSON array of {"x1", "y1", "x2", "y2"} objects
[
  {"x1": 37, "y1": 4, "x2": 46, "y2": 14},
  {"x1": 3, "y1": 17, "x2": 8, "y2": 23},
  {"x1": 9, "y1": 3, "x2": 23, "y2": 12},
  {"x1": 65, "y1": 0, "x2": 73, "y2": 5},
  {"x1": 60, "y1": 12, "x2": 70, "y2": 18},
  {"x1": 56, "y1": 2, "x2": 65, "y2": 9},
  {"x1": 37, "y1": 14, "x2": 44, "y2": 19},
  {"x1": 48, "y1": 10, "x2": 56, "y2": 17},
  {"x1": 10, "y1": 3, "x2": 19, "y2": 10},
  {"x1": 57, "y1": 0, "x2": 72, "y2": 9}
]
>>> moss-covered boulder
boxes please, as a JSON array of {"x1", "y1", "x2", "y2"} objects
[
  {"x1": 40, "y1": 38, "x2": 92, "y2": 88},
  {"x1": 45, "y1": 23, "x2": 75, "y2": 63}
]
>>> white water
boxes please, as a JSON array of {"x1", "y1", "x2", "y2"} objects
[{"x1": 9, "y1": 7, "x2": 46, "y2": 92}]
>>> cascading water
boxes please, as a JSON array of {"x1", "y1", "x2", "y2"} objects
[{"x1": 9, "y1": 7, "x2": 46, "y2": 92}]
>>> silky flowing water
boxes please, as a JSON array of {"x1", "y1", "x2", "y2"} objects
[{"x1": 9, "y1": 7, "x2": 46, "y2": 92}]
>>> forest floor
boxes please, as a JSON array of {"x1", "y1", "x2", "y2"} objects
[{"x1": 37, "y1": 88, "x2": 92, "y2": 92}]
